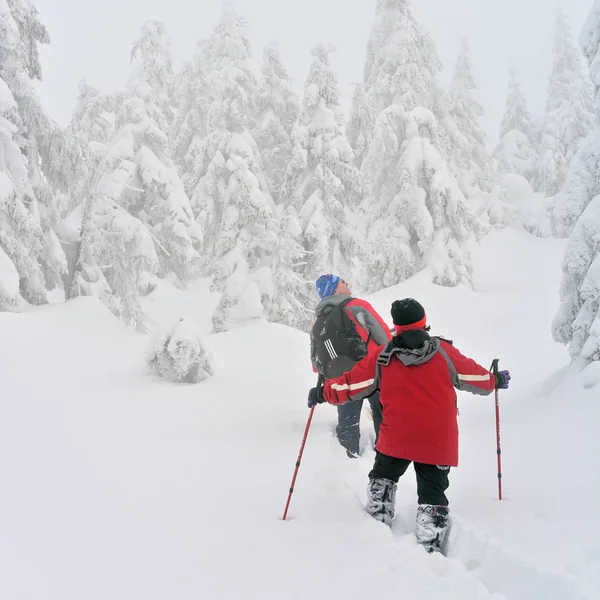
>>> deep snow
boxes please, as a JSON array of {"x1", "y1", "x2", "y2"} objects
[{"x1": 1, "y1": 228, "x2": 598, "y2": 600}]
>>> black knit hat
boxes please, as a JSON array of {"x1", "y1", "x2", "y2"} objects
[{"x1": 391, "y1": 298, "x2": 426, "y2": 328}]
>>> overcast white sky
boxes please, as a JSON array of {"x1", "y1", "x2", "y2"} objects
[{"x1": 35, "y1": 0, "x2": 592, "y2": 145}]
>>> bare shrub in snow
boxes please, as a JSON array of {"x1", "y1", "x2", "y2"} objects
[{"x1": 146, "y1": 317, "x2": 214, "y2": 383}]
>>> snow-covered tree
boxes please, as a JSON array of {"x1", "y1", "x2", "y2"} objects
[
  {"x1": 183, "y1": 8, "x2": 280, "y2": 332},
  {"x1": 552, "y1": 1, "x2": 600, "y2": 366},
  {"x1": 347, "y1": 0, "x2": 442, "y2": 169},
  {"x1": 255, "y1": 42, "x2": 300, "y2": 203},
  {"x1": 262, "y1": 208, "x2": 312, "y2": 330},
  {"x1": 360, "y1": 105, "x2": 476, "y2": 292},
  {"x1": 0, "y1": 0, "x2": 66, "y2": 306},
  {"x1": 69, "y1": 22, "x2": 202, "y2": 327},
  {"x1": 499, "y1": 69, "x2": 537, "y2": 142},
  {"x1": 349, "y1": 0, "x2": 476, "y2": 292},
  {"x1": 92, "y1": 22, "x2": 201, "y2": 284},
  {"x1": 281, "y1": 44, "x2": 361, "y2": 283},
  {"x1": 493, "y1": 70, "x2": 538, "y2": 183},
  {"x1": 553, "y1": 190, "x2": 600, "y2": 364},
  {"x1": 45, "y1": 80, "x2": 116, "y2": 233},
  {"x1": 146, "y1": 317, "x2": 215, "y2": 383},
  {"x1": 346, "y1": 83, "x2": 370, "y2": 168},
  {"x1": 69, "y1": 194, "x2": 158, "y2": 330},
  {"x1": 172, "y1": 41, "x2": 210, "y2": 173},
  {"x1": 447, "y1": 40, "x2": 488, "y2": 187},
  {"x1": 536, "y1": 10, "x2": 595, "y2": 197}
]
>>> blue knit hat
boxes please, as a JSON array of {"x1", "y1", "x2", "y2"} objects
[{"x1": 316, "y1": 274, "x2": 341, "y2": 300}]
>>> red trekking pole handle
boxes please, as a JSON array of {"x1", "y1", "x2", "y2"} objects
[
  {"x1": 490, "y1": 359, "x2": 503, "y2": 500},
  {"x1": 282, "y1": 376, "x2": 323, "y2": 520}
]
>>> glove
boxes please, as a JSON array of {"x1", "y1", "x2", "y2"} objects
[
  {"x1": 307, "y1": 386, "x2": 325, "y2": 408},
  {"x1": 495, "y1": 370, "x2": 511, "y2": 389}
]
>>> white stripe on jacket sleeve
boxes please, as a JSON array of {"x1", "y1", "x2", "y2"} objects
[
  {"x1": 331, "y1": 378, "x2": 375, "y2": 392},
  {"x1": 457, "y1": 373, "x2": 492, "y2": 382}
]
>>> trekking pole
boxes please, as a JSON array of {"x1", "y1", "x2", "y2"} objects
[
  {"x1": 282, "y1": 376, "x2": 322, "y2": 521},
  {"x1": 490, "y1": 359, "x2": 503, "y2": 500}
]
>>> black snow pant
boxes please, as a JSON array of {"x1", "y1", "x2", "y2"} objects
[
  {"x1": 369, "y1": 452, "x2": 451, "y2": 506},
  {"x1": 336, "y1": 392, "x2": 382, "y2": 457}
]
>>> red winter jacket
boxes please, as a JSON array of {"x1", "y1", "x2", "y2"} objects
[
  {"x1": 310, "y1": 295, "x2": 392, "y2": 372},
  {"x1": 323, "y1": 330, "x2": 495, "y2": 467}
]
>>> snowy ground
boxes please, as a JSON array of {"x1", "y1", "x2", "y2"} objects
[{"x1": 1, "y1": 228, "x2": 598, "y2": 600}]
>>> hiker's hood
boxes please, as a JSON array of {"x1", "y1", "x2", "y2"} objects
[
  {"x1": 380, "y1": 330, "x2": 440, "y2": 366},
  {"x1": 315, "y1": 294, "x2": 352, "y2": 317}
]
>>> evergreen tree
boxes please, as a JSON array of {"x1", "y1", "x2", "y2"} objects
[
  {"x1": 263, "y1": 208, "x2": 312, "y2": 330},
  {"x1": 69, "y1": 194, "x2": 159, "y2": 330},
  {"x1": 172, "y1": 41, "x2": 210, "y2": 174},
  {"x1": 536, "y1": 9, "x2": 595, "y2": 197},
  {"x1": 70, "y1": 21, "x2": 201, "y2": 327},
  {"x1": 499, "y1": 70, "x2": 537, "y2": 141},
  {"x1": 360, "y1": 105, "x2": 475, "y2": 292},
  {"x1": 552, "y1": 1, "x2": 600, "y2": 366},
  {"x1": 447, "y1": 39, "x2": 488, "y2": 187},
  {"x1": 98, "y1": 21, "x2": 201, "y2": 283},
  {"x1": 255, "y1": 42, "x2": 300, "y2": 203},
  {"x1": 493, "y1": 70, "x2": 538, "y2": 183},
  {"x1": 0, "y1": 0, "x2": 66, "y2": 306},
  {"x1": 183, "y1": 8, "x2": 280, "y2": 332},
  {"x1": 346, "y1": 82, "x2": 370, "y2": 168},
  {"x1": 352, "y1": 0, "x2": 476, "y2": 291},
  {"x1": 281, "y1": 44, "x2": 361, "y2": 283},
  {"x1": 52, "y1": 80, "x2": 115, "y2": 219},
  {"x1": 347, "y1": 0, "x2": 442, "y2": 169}
]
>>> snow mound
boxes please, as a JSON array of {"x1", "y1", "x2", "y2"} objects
[{"x1": 146, "y1": 317, "x2": 214, "y2": 383}]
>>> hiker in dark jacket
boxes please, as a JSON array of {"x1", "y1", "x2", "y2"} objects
[
  {"x1": 309, "y1": 274, "x2": 392, "y2": 458},
  {"x1": 316, "y1": 298, "x2": 511, "y2": 553}
]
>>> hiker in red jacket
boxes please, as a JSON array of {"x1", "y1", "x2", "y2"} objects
[
  {"x1": 309, "y1": 274, "x2": 392, "y2": 458},
  {"x1": 313, "y1": 298, "x2": 511, "y2": 553}
]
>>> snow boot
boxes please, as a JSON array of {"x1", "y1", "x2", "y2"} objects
[
  {"x1": 415, "y1": 504, "x2": 450, "y2": 554},
  {"x1": 365, "y1": 478, "x2": 397, "y2": 526}
]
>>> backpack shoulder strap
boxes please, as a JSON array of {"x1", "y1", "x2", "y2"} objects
[
  {"x1": 377, "y1": 340, "x2": 398, "y2": 366},
  {"x1": 341, "y1": 297, "x2": 374, "y2": 345}
]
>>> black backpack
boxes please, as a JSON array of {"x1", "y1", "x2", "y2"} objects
[{"x1": 312, "y1": 298, "x2": 370, "y2": 379}]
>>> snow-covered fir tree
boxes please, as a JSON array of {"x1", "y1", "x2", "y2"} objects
[
  {"x1": 493, "y1": 70, "x2": 538, "y2": 184},
  {"x1": 69, "y1": 195, "x2": 159, "y2": 329},
  {"x1": 56, "y1": 81, "x2": 115, "y2": 218},
  {"x1": 88, "y1": 22, "x2": 201, "y2": 284},
  {"x1": 347, "y1": 0, "x2": 442, "y2": 169},
  {"x1": 360, "y1": 104, "x2": 475, "y2": 292},
  {"x1": 172, "y1": 41, "x2": 210, "y2": 174},
  {"x1": 262, "y1": 208, "x2": 312, "y2": 330},
  {"x1": 281, "y1": 44, "x2": 361, "y2": 284},
  {"x1": 182, "y1": 8, "x2": 283, "y2": 332},
  {"x1": 0, "y1": 75, "x2": 33, "y2": 309},
  {"x1": 70, "y1": 21, "x2": 202, "y2": 328},
  {"x1": 350, "y1": 0, "x2": 476, "y2": 291},
  {"x1": 447, "y1": 39, "x2": 488, "y2": 189},
  {"x1": 536, "y1": 9, "x2": 595, "y2": 197},
  {"x1": 0, "y1": 0, "x2": 66, "y2": 307},
  {"x1": 552, "y1": 1, "x2": 600, "y2": 366},
  {"x1": 255, "y1": 42, "x2": 300, "y2": 203}
]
